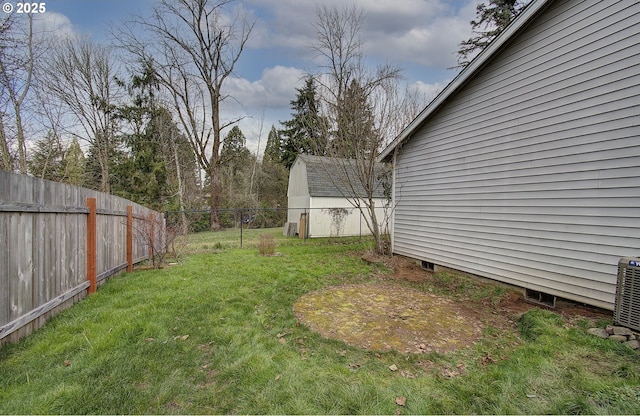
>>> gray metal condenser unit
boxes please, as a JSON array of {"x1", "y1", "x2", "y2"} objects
[{"x1": 614, "y1": 257, "x2": 640, "y2": 331}]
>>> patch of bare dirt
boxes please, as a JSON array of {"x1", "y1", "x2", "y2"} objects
[
  {"x1": 294, "y1": 255, "x2": 611, "y2": 354},
  {"x1": 294, "y1": 283, "x2": 488, "y2": 353}
]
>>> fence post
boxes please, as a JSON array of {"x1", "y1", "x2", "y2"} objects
[
  {"x1": 86, "y1": 198, "x2": 97, "y2": 294},
  {"x1": 126, "y1": 206, "x2": 133, "y2": 272}
]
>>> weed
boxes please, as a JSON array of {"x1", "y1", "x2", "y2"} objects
[{"x1": 257, "y1": 234, "x2": 276, "y2": 256}]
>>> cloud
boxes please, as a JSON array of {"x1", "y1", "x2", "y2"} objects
[
  {"x1": 244, "y1": 0, "x2": 477, "y2": 70},
  {"x1": 360, "y1": 0, "x2": 477, "y2": 68},
  {"x1": 220, "y1": 65, "x2": 307, "y2": 154},
  {"x1": 411, "y1": 80, "x2": 448, "y2": 102},
  {"x1": 224, "y1": 65, "x2": 307, "y2": 112},
  {"x1": 33, "y1": 12, "x2": 76, "y2": 40}
]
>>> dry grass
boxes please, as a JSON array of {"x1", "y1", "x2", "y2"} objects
[{"x1": 257, "y1": 233, "x2": 277, "y2": 256}]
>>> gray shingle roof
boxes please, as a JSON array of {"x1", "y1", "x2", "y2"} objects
[{"x1": 297, "y1": 155, "x2": 388, "y2": 199}]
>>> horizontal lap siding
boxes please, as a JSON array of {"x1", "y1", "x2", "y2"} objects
[{"x1": 393, "y1": 0, "x2": 640, "y2": 309}]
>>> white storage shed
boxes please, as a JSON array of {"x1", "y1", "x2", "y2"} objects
[{"x1": 287, "y1": 155, "x2": 389, "y2": 238}]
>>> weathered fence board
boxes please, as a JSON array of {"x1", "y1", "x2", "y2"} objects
[
  {"x1": 0, "y1": 171, "x2": 164, "y2": 345},
  {"x1": 0, "y1": 211, "x2": 8, "y2": 326}
]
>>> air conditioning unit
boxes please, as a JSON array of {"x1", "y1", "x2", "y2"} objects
[{"x1": 614, "y1": 257, "x2": 640, "y2": 331}]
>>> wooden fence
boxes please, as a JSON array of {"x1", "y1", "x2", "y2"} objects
[{"x1": 0, "y1": 171, "x2": 164, "y2": 345}]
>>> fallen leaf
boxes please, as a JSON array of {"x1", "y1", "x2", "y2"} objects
[
  {"x1": 395, "y1": 396, "x2": 407, "y2": 406},
  {"x1": 274, "y1": 374, "x2": 282, "y2": 381},
  {"x1": 278, "y1": 337, "x2": 287, "y2": 344},
  {"x1": 348, "y1": 363, "x2": 361, "y2": 370},
  {"x1": 146, "y1": 338, "x2": 155, "y2": 342},
  {"x1": 63, "y1": 360, "x2": 71, "y2": 367},
  {"x1": 389, "y1": 364, "x2": 398, "y2": 372},
  {"x1": 442, "y1": 368, "x2": 460, "y2": 378},
  {"x1": 481, "y1": 352, "x2": 497, "y2": 366}
]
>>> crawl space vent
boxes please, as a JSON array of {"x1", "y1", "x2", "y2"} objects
[{"x1": 614, "y1": 257, "x2": 640, "y2": 332}]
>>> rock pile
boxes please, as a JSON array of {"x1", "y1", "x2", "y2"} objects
[{"x1": 587, "y1": 325, "x2": 640, "y2": 350}]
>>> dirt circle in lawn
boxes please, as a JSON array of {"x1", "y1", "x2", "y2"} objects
[{"x1": 293, "y1": 283, "x2": 487, "y2": 354}]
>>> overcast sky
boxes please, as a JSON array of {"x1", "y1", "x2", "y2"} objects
[{"x1": 31, "y1": 0, "x2": 479, "y2": 153}]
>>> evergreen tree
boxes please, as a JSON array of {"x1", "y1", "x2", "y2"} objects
[
  {"x1": 280, "y1": 76, "x2": 328, "y2": 169},
  {"x1": 220, "y1": 125, "x2": 253, "y2": 208},
  {"x1": 64, "y1": 138, "x2": 85, "y2": 186},
  {"x1": 332, "y1": 79, "x2": 378, "y2": 159},
  {"x1": 455, "y1": 0, "x2": 530, "y2": 68},
  {"x1": 113, "y1": 60, "x2": 168, "y2": 209},
  {"x1": 83, "y1": 142, "x2": 124, "y2": 191},
  {"x1": 28, "y1": 132, "x2": 66, "y2": 182},
  {"x1": 220, "y1": 126, "x2": 251, "y2": 171},
  {"x1": 254, "y1": 158, "x2": 288, "y2": 227},
  {"x1": 153, "y1": 107, "x2": 201, "y2": 212},
  {"x1": 29, "y1": 134, "x2": 86, "y2": 186},
  {"x1": 112, "y1": 60, "x2": 200, "y2": 215},
  {"x1": 263, "y1": 125, "x2": 282, "y2": 166}
]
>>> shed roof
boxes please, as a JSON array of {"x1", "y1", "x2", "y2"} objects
[
  {"x1": 296, "y1": 155, "x2": 388, "y2": 199},
  {"x1": 378, "y1": 0, "x2": 552, "y2": 161}
]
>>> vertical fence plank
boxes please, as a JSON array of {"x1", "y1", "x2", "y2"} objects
[
  {"x1": 148, "y1": 213, "x2": 155, "y2": 263},
  {"x1": 86, "y1": 198, "x2": 97, "y2": 294},
  {"x1": 0, "y1": 204, "x2": 8, "y2": 326},
  {"x1": 0, "y1": 174, "x2": 7, "y2": 327},
  {"x1": 127, "y1": 206, "x2": 133, "y2": 272}
]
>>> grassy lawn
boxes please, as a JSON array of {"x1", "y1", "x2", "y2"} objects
[{"x1": 1, "y1": 229, "x2": 639, "y2": 414}]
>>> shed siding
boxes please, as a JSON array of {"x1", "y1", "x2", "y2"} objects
[
  {"x1": 287, "y1": 159, "x2": 309, "y2": 224},
  {"x1": 308, "y1": 196, "x2": 389, "y2": 238},
  {"x1": 392, "y1": 0, "x2": 640, "y2": 309}
]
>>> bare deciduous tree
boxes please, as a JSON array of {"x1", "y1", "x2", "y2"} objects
[
  {"x1": 312, "y1": 5, "x2": 404, "y2": 254},
  {"x1": 0, "y1": 14, "x2": 35, "y2": 173},
  {"x1": 118, "y1": 0, "x2": 253, "y2": 230},
  {"x1": 0, "y1": 16, "x2": 11, "y2": 171},
  {"x1": 44, "y1": 37, "x2": 120, "y2": 192}
]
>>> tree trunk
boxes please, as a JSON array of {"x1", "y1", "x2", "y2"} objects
[
  {"x1": 209, "y1": 163, "x2": 222, "y2": 231},
  {"x1": 14, "y1": 108, "x2": 27, "y2": 174},
  {"x1": 171, "y1": 133, "x2": 189, "y2": 234},
  {"x1": 0, "y1": 117, "x2": 12, "y2": 171}
]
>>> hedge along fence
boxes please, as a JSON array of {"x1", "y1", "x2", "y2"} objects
[{"x1": 0, "y1": 171, "x2": 165, "y2": 345}]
